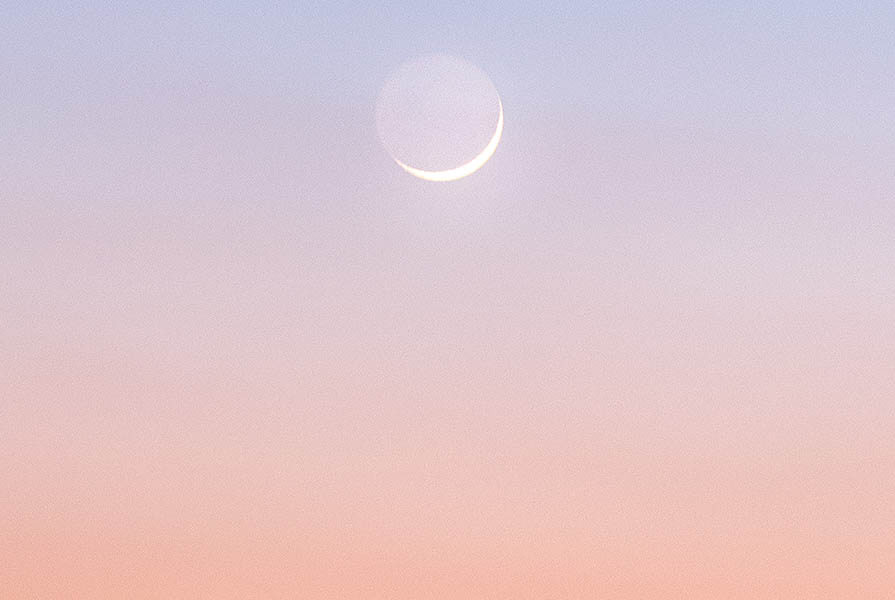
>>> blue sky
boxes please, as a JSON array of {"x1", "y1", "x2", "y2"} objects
[{"x1": 4, "y1": 1, "x2": 894, "y2": 132}]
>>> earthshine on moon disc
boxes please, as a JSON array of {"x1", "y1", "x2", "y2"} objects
[{"x1": 375, "y1": 55, "x2": 503, "y2": 182}]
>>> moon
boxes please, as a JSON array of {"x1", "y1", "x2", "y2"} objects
[
  {"x1": 376, "y1": 55, "x2": 503, "y2": 182},
  {"x1": 392, "y1": 98, "x2": 503, "y2": 182}
]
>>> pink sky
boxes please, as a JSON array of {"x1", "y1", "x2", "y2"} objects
[{"x1": 3, "y1": 2, "x2": 894, "y2": 598}]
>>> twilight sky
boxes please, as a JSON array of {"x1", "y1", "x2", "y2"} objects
[{"x1": 2, "y1": 2, "x2": 894, "y2": 598}]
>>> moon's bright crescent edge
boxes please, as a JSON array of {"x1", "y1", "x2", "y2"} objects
[{"x1": 393, "y1": 97, "x2": 503, "y2": 182}]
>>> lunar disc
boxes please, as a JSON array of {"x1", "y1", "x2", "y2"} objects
[{"x1": 376, "y1": 55, "x2": 503, "y2": 181}]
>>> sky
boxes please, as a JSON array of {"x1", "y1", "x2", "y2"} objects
[{"x1": 2, "y1": 2, "x2": 894, "y2": 598}]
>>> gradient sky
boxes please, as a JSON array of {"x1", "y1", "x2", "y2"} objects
[{"x1": 2, "y1": 2, "x2": 894, "y2": 598}]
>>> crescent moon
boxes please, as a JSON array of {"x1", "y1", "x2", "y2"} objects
[{"x1": 393, "y1": 98, "x2": 503, "y2": 182}]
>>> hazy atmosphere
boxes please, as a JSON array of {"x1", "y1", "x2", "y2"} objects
[{"x1": 2, "y1": 2, "x2": 894, "y2": 598}]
